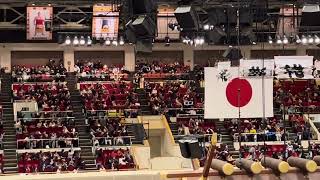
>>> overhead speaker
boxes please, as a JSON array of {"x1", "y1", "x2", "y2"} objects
[
  {"x1": 239, "y1": 8, "x2": 252, "y2": 26},
  {"x1": 136, "y1": 39, "x2": 153, "y2": 53},
  {"x1": 132, "y1": 15, "x2": 156, "y2": 37},
  {"x1": 207, "y1": 8, "x2": 227, "y2": 25},
  {"x1": 223, "y1": 47, "x2": 243, "y2": 61},
  {"x1": 206, "y1": 27, "x2": 227, "y2": 44},
  {"x1": 174, "y1": 6, "x2": 199, "y2": 31},
  {"x1": 132, "y1": 0, "x2": 156, "y2": 14},
  {"x1": 179, "y1": 140, "x2": 191, "y2": 158}
]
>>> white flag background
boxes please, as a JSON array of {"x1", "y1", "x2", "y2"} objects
[
  {"x1": 274, "y1": 56, "x2": 314, "y2": 79},
  {"x1": 204, "y1": 67, "x2": 274, "y2": 119},
  {"x1": 240, "y1": 59, "x2": 275, "y2": 77}
]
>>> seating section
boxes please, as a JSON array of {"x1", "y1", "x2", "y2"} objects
[
  {"x1": 12, "y1": 60, "x2": 66, "y2": 82},
  {"x1": 80, "y1": 82, "x2": 139, "y2": 112},
  {"x1": 90, "y1": 117, "x2": 130, "y2": 146},
  {"x1": 274, "y1": 80, "x2": 320, "y2": 112},
  {"x1": 0, "y1": 152, "x2": 3, "y2": 173},
  {"x1": 145, "y1": 81, "x2": 203, "y2": 114},
  {"x1": 75, "y1": 61, "x2": 129, "y2": 81},
  {"x1": 17, "y1": 150, "x2": 84, "y2": 173},
  {"x1": 13, "y1": 83, "x2": 71, "y2": 111},
  {"x1": 16, "y1": 111, "x2": 78, "y2": 149},
  {"x1": 240, "y1": 143, "x2": 302, "y2": 160},
  {"x1": 177, "y1": 117, "x2": 216, "y2": 135},
  {"x1": 95, "y1": 148, "x2": 135, "y2": 170},
  {"x1": 136, "y1": 62, "x2": 190, "y2": 79}
]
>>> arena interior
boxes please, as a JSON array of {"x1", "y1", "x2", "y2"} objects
[{"x1": 1, "y1": 0, "x2": 320, "y2": 180}]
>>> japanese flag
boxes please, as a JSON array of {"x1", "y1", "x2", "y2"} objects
[{"x1": 204, "y1": 67, "x2": 274, "y2": 119}]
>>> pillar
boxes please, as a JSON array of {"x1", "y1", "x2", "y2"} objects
[
  {"x1": 124, "y1": 45, "x2": 135, "y2": 72},
  {"x1": 0, "y1": 47, "x2": 11, "y2": 73},
  {"x1": 183, "y1": 46, "x2": 194, "y2": 70},
  {"x1": 64, "y1": 49, "x2": 75, "y2": 72}
]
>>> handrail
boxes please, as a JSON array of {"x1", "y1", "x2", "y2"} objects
[
  {"x1": 12, "y1": 81, "x2": 67, "y2": 85},
  {"x1": 76, "y1": 73, "x2": 129, "y2": 77},
  {"x1": 161, "y1": 115, "x2": 176, "y2": 145},
  {"x1": 304, "y1": 114, "x2": 320, "y2": 140},
  {"x1": 78, "y1": 80, "x2": 132, "y2": 84},
  {"x1": 17, "y1": 137, "x2": 79, "y2": 149},
  {"x1": 92, "y1": 136, "x2": 133, "y2": 146},
  {"x1": 12, "y1": 74, "x2": 66, "y2": 77},
  {"x1": 17, "y1": 117, "x2": 75, "y2": 120}
]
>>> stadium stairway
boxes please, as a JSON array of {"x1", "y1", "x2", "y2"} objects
[
  {"x1": 66, "y1": 74, "x2": 97, "y2": 170},
  {"x1": 1, "y1": 73, "x2": 18, "y2": 173},
  {"x1": 215, "y1": 121, "x2": 237, "y2": 158},
  {"x1": 136, "y1": 89, "x2": 152, "y2": 115}
]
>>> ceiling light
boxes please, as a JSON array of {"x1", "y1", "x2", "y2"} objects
[
  {"x1": 79, "y1": 36, "x2": 85, "y2": 45},
  {"x1": 112, "y1": 38, "x2": 118, "y2": 46},
  {"x1": 315, "y1": 35, "x2": 320, "y2": 43},
  {"x1": 87, "y1": 36, "x2": 92, "y2": 45},
  {"x1": 119, "y1": 36, "x2": 124, "y2": 45},
  {"x1": 165, "y1": 36, "x2": 170, "y2": 46},
  {"x1": 73, "y1": 36, "x2": 79, "y2": 45},
  {"x1": 203, "y1": 24, "x2": 210, "y2": 30},
  {"x1": 283, "y1": 35, "x2": 288, "y2": 44},
  {"x1": 268, "y1": 36, "x2": 273, "y2": 44},
  {"x1": 105, "y1": 38, "x2": 111, "y2": 45},
  {"x1": 301, "y1": 35, "x2": 307, "y2": 44},
  {"x1": 65, "y1": 36, "x2": 71, "y2": 45},
  {"x1": 276, "y1": 35, "x2": 282, "y2": 44},
  {"x1": 308, "y1": 35, "x2": 314, "y2": 44},
  {"x1": 295, "y1": 35, "x2": 301, "y2": 43}
]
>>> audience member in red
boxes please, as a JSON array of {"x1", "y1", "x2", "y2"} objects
[
  {"x1": 18, "y1": 149, "x2": 84, "y2": 173},
  {"x1": 95, "y1": 148, "x2": 134, "y2": 170}
]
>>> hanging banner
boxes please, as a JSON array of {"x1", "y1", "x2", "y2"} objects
[
  {"x1": 205, "y1": 67, "x2": 274, "y2": 119},
  {"x1": 92, "y1": 4, "x2": 119, "y2": 39},
  {"x1": 240, "y1": 59, "x2": 275, "y2": 77},
  {"x1": 274, "y1": 56, "x2": 314, "y2": 79},
  {"x1": 315, "y1": 59, "x2": 320, "y2": 78},
  {"x1": 26, "y1": 6, "x2": 53, "y2": 40},
  {"x1": 157, "y1": 6, "x2": 180, "y2": 40}
]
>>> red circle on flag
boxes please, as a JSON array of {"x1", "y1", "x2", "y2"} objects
[{"x1": 225, "y1": 78, "x2": 252, "y2": 107}]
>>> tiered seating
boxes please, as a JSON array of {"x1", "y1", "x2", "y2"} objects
[
  {"x1": 16, "y1": 111, "x2": 78, "y2": 149},
  {"x1": 239, "y1": 143, "x2": 302, "y2": 160},
  {"x1": 89, "y1": 116, "x2": 130, "y2": 146},
  {"x1": 136, "y1": 62, "x2": 190, "y2": 79},
  {"x1": 75, "y1": 61, "x2": 129, "y2": 81},
  {"x1": 274, "y1": 80, "x2": 320, "y2": 112},
  {"x1": 12, "y1": 83, "x2": 71, "y2": 111},
  {"x1": 224, "y1": 117, "x2": 285, "y2": 142},
  {"x1": 80, "y1": 82, "x2": 139, "y2": 112},
  {"x1": 0, "y1": 106, "x2": 3, "y2": 149},
  {"x1": 145, "y1": 81, "x2": 203, "y2": 115},
  {"x1": 17, "y1": 149, "x2": 84, "y2": 173},
  {"x1": 177, "y1": 117, "x2": 216, "y2": 135},
  {"x1": 95, "y1": 147, "x2": 135, "y2": 170},
  {"x1": 12, "y1": 60, "x2": 66, "y2": 82}
]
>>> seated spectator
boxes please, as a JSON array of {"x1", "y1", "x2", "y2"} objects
[
  {"x1": 89, "y1": 117, "x2": 129, "y2": 146},
  {"x1": 12, "y1": 59, "x2": 66, "y2": 82},
  {"x1": 13, "y1": 83, "x2": 71, "y2": 111},
  {"x1": 95, "y1": 147, "x2": 135, "y2": 170},
  {"x1": 18, "y1": 149, "x2": 84, "y2": 173},
  {"x1": 75, "y1": 60, "x2": 129, "y2": 81}
]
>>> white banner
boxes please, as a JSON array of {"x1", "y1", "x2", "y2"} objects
[
  {"x1": 240, "y1": 59, "x2": 274, "y2": 77},
  {"x1": 217, "y1": 61, "x2": 231, "y2": 71},
  {"x1": 274, "y1": 56, "x2": 314, "y2": 79},
  {"x1": 205, "y1": 67, "x2": 274, "y2": 119}
]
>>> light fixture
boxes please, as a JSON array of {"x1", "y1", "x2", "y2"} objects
[
  {"x1": 315, "y1": 35, "x2": 320, "y2": 43},
  {"x1": 119, "y1": 36, "x2": 124, "y2": 45},
  {"x1": 87, "y1": 36, "x2": 92, "y2": 45},
  {"x1": 73, "y1": 36, "x2": 79, "y2": 45},
  {"x1": 105, "y1": 38, "x2": 111, "y2": 45},
  {"x1": 65, "y1": 36, "x2": 71, "y2": 45},
  {"x1": 199, "y1": 36, "x2": 205, "y2": 45},
  {"x1": 301, "y1": 35, "x2": 307, "y2": 44},
  {"x1": 203, "y1": 24, "x2": 210, "y2": 30},
  {"x1": 112, "y1": 38, "x2": 118, "y2": 46},
  {"x1": 276, "y1": 35, "x2": 282, "y2": 44},
  {"x1": 283, "y1": 35, "x2": 288, "y2": 44},
  {"x1": 165, "y1": 35, "x2": 170, "y2": 46},
  {"x1": 268, "y1": 35, "x2": 273, "y2": 44},
  {"x1": 308, "y1": 35, "x2": 314, "y2": 44},
  {"x1": 295, "y1": 35, "x2": 301, "y2": 43},
  {"x1": 79, "y1": 36, "x2": 85, "y2": 45}
]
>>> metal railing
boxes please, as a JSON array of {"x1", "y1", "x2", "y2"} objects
[
  {"x1": 18, "y1": 110, "x2": 74, "y2": 118},
  {"x1": 233, "y1": 132, "x2": 284, "y2": 142},
  {"x1": 17, "y1": 137, "x2": 79, "y2": 149},
  {"x1": 92, "y1": 136, "x2": 134, "y2": 146},
  {"x1": 85, "y1": 109, "x2": 140, "y2": 118},
  {"x1": 173, "y1": 134, "x2": 220, "y2": 143},
  {"x1": 12, "y1": 74, "x2": 66, "y2": 82}
]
